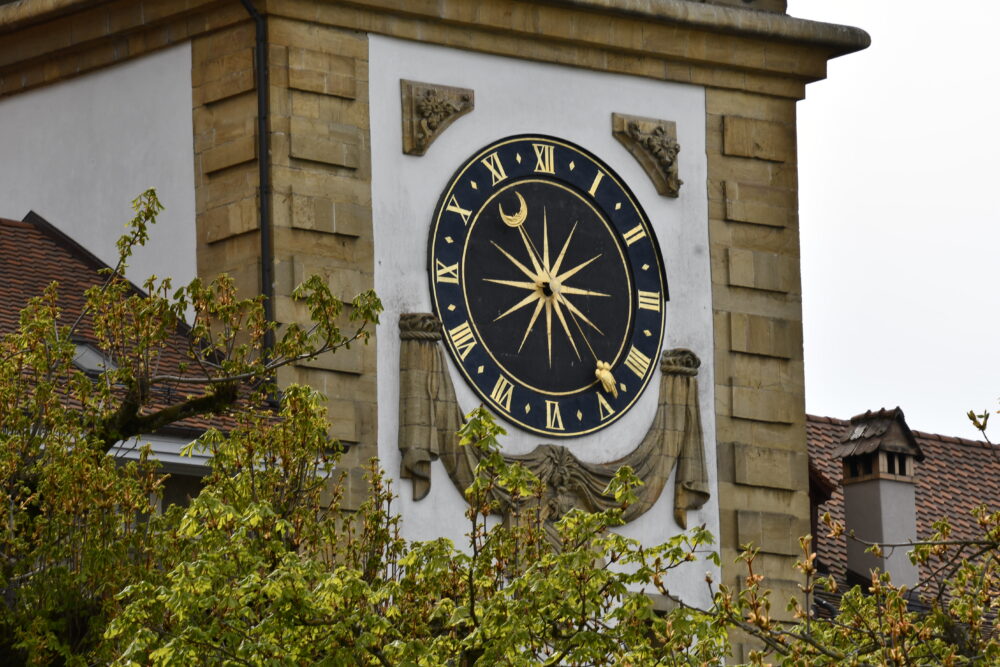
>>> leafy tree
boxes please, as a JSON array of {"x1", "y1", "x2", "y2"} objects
[
  {"x1": 106, "y1": 405, "x2": 725, "y2": 665},
  {"x1": 1, "y1": 191, "x2": 725, "y2": 665},
  {"x1": 715, "y1": 510, "x2": 1000, "y2": 665},
  {"x1": 9, "y1": 190, "x2": 997, "y2": 666},
  {"x1": 0, "y1": 190, "x2": 380, "y2": 663}
]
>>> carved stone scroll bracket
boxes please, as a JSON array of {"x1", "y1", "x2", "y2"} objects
[
  {"x1": 611, "y1": 112, "x2": 683, "y2": 198},
  {"x1": 400, "y1": 79, "x2": 474, "y2": 156},
  {"x1": 398, "y1": 315, "x2": 711, "y2": 536}
]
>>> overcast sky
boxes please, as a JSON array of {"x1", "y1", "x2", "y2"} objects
[{"x1": 786, "y1": 1, "x2": 1000, "y2": 437}]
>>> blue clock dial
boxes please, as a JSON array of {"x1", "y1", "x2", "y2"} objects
[{"x1": 428, "y1": 135, "x2": 667, "y2": 438}]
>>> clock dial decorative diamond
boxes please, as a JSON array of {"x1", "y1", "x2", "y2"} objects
[{"x1": 428, "y1": 135, "x2": 667, "y2": 437}]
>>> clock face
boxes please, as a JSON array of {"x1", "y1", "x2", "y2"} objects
[{"x1": 428, "y1": 135, "x2": 667, "y2": 438}]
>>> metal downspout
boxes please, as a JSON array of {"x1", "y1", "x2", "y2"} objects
[{"x1": 239, "y1": 0, "x2": 275, "y2": 349}]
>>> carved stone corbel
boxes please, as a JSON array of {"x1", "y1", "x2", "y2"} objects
[
  {"x1": 611, "y1": 112, "x2": 683, "y2": 198},
  {"x1": 400, "y1": 80, "x2": 474, "y2": 156},
  {"x1": 397, "y1": 311, "x2": 710, "y2": 532}
]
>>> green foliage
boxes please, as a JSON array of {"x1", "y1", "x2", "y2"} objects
[
  {"x1": 0, "y1": 191, "x2": 380, "y2": 663},
  {"x1": 106, "y1": 404, "x2": 726, "y2": 665},
  {"x1": 6, "y1": 189, "x2": 998, "y2": 665},
  {"x1": 713, "y1": 509, "x2": 1000, "y2": 666},
  {"x1": 2, "y1": 191, "x2": 723, "y2": 665}
]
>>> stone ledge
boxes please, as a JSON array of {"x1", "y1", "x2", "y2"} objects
[
  {"x1": 540, "y1": 0, "x2": 869, "y2": 54},
  {"x1": 0, "y1": 0, "x2": 869, "y2": 59}
]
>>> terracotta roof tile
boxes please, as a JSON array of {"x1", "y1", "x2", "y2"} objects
[{"x1": 0, "y1": 214, "x2": 234, "y2": 434}]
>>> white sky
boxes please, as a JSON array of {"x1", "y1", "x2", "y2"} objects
[{"x1": 786, "y1": 1, "x2": 1000, "y2": 438}]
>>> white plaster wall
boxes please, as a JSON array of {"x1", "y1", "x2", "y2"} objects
[
  {"x1": 0, "y1": 44, "x2": 196, "y2": 286},
  {"x1": 370, "y1": 37, "x2": 717, "y2": 605}
]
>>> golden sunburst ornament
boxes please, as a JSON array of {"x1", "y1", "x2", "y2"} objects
[{"x1": 486, "y1": 195, "x2": 612, "y2": 377}]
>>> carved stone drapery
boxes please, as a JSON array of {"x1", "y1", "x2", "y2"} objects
[
  {"x1": 400, "y1": 80, "x2": 474, "y2": 156},
  {"x1": 397, "y1": 313, "x2": 464, "y2": 500},
  {"x1": 398, "y1": 313, "x2": 710, "y2": 530},
  {"x1": 611, "y1": 112, "x2": 683, "y2": 198}
]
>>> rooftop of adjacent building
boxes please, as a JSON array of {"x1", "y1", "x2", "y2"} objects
[
  {"x1": 0, "y1": 211, "x2": 231, "y2": 438},
  {"x1": 807, "y1": 409, "x2": 1000, "y2": 584}
]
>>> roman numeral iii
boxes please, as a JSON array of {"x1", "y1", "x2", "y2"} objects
[
  {"x1": 624, "y1": 346, "x2": 651, "y2": 378},
  {"x1": 637, "y1": 290, "x2": 660, "y2": 311}
]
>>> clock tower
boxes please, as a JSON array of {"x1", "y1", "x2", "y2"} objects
[{"x1": 0, "y1": 0, "x2": 868, "y2": 640}]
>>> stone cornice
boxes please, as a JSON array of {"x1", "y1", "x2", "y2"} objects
[
  {"x1": 0, "y1": 0, "x2": 106, "y2": 33},
  {"x1": 1, "y1": 0, "x2": 869, "y2": 57},
  {"x1": 542, "y1": 0, "x2": 869, "y2": 55},
  {"x1": 0, "y1": 1, "x2": 868, "y2": 103}
]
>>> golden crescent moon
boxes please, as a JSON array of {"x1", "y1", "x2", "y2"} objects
[{"x1": 499, "y1": 191, "x2": 528, "y2": 228}]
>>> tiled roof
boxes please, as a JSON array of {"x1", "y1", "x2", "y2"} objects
[
  {"x1": 0, "y1": 213, "x2": 232, "y2": 434},
  {"x1": 0, "y1": 215, "x2": 102, "y2": 336},
  {"x1": 807, "y1": 415, "x2": 851, "y2": 582},
  {"x1": 807, "y1": 412, "x2": 1000, "y2": 583}
]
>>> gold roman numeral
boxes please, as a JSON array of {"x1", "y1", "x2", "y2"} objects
[
  {"x1": 623, "y1": 224, "x2": 646, "y2": 246},
  {"x1": 637, "y1": 290, "x2": 660, "y2": 311},
  {"x1": 481, "y1": 152, "x2": 508, "y2": 185},
  {"x1": 448, "y1": 321, "x2": 477, "y2": 360},
  {"x1": 533, "y1": 143, "x2": 555, "y2": 174},
  {"x1": 588, "y1": 171, "x2": 604, "y2": 197},
  {"x1": 435, "y1": 260, "x2": 459, "y2": 284},
  {"x1": 596, "y1": 393, "x2": 615, "y2": 421},
  {"x1": 624, "y1": 346, "x2": 651, "y2": 378},
  {"x1": 446, "y1": 194, "x2": 472, "y2": 225},
  {"x1": 545, "y1": 400, "x2": 565, "y2": 431},
  {"x1": 489, "y1": 375, "x2": 514, "y2": 412}
]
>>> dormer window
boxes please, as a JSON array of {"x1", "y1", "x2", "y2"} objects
[{"x1": 72, "y1": 342, "x2": 116, "y2": 375}]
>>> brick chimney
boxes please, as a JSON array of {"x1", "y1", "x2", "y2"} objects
[{"x1": 835, "y1": 408, "x2": 924, "y2": 588}]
